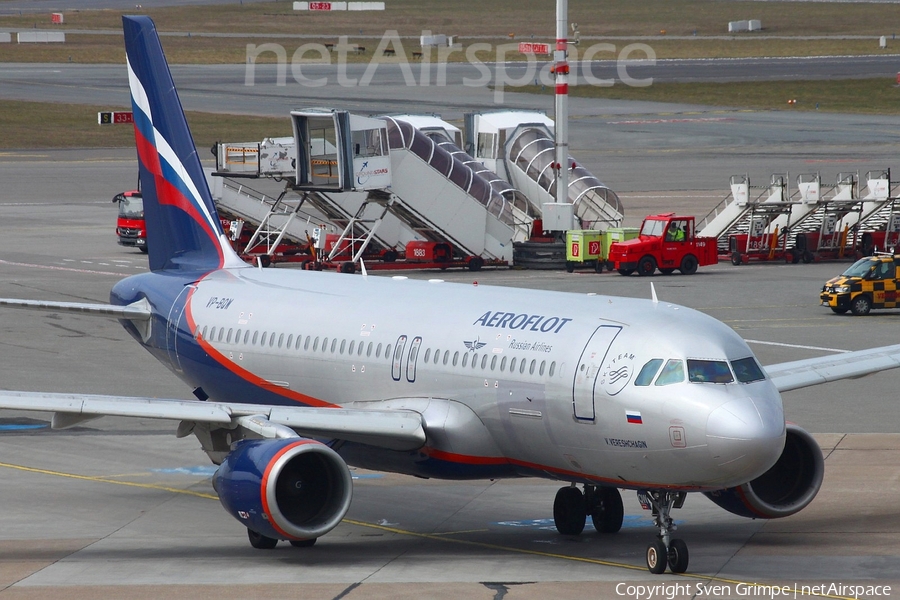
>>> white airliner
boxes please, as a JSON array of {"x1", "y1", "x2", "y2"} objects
[{"x1": 2, "y1": 16, "x2": 900, "y2": 575}]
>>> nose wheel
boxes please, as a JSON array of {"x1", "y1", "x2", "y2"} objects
[{"x1": 639, "y1": 490, "x2": 689, "y2": 574}]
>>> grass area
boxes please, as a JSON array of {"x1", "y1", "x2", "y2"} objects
[
  {"x1": 516, "y1": 78, "x2": 900, "y2": 115},
  {"x1": 0, "y1": 33, "x2": 896, "y2": 64},
  {"x1": 0, "y1": 99, "x2": 291, "y2": 150},
  {"x1": 1, "y1": 0, "x2": 900, "y2": 64},
  {"x1": 4, "y1": 77, "x2": 898, "y2": 151},
  {"x1": 3, "y1": 0, "x2": 900, "y2": 38}
]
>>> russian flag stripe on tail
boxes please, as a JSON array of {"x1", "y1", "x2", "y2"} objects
[{"x1": 122, "y1": 15, "x2": 244, "y2": 273}]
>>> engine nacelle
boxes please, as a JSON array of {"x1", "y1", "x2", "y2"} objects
[
  {"x1": 214, "y1": 438, "x2": 352, "y2": 541},
  {"x1": 704, "y1": 423, "x2": 824, "y2": 519}
]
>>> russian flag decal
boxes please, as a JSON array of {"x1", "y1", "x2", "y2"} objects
[{"x1": 626, "y1": 411, "x2": 643, "y2": 424}]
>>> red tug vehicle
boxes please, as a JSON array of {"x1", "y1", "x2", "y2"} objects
[{"x1": 608, "y1": 213, "x2": 718, "y2": 276}]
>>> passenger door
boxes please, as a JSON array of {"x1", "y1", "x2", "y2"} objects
[{"x1": 572, "y1": 325, "x2": 622, "y2": 421}]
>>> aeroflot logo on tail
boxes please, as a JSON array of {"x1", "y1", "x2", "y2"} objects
[{"x1": 473, "y1": 311, "x2": 573, "y2": 333}]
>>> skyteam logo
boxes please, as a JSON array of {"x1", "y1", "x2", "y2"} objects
[
  {"x1": 473, "y1": 311, "x2": 573, "y2": 334},
  {"x1": 601, "y1": 352, "x2": 635, "y2": 396}
]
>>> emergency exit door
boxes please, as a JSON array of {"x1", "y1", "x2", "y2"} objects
[{"x1": 572, "y1": 325, "x2": 621, "y2": 421}]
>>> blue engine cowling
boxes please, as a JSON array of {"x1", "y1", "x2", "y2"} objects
[
  {"x1": 213, "y1": 438, "x2": 353, "y2": 541},
  {"x1": 704, "y1": 423, "x2": 824, "y2": 519}
]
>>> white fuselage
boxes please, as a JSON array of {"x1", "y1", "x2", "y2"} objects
[{"x1": 161, "y1": 267, "x2": 785, "y2": 491}]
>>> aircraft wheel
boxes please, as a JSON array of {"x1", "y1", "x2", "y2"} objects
[
  {"x1": 289, "y1": 538, "x2": 317, "y2": 548},
  {"x1": 553, "y1": 486, "x2": 586, "y2": 535},
  {"x1": 646, "y1": 540, "x2": 668, "y2": 574},
  {"x1": 637, "y1": 256, "x2": 656, "y2": 276},
  {"x1": 591, "y1": 487, "x2": 624, "y2": 533},
  {"x1": 680, "y1": 254, "x2": 698, "y2": 275},
  {"x1": 247, "y1": 528, "x2": 278, "y2": 550},
  {"x1": 850, "y1": 295, "x2": 872, "y2": 316},
  {"x1": 667, "y1": 538, "x2": 689, "y2": 573}
]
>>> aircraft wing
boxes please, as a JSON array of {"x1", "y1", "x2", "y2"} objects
[
  {"x1": 0, "y1": 391, "x2": 426, "y2": 451},
  {"x1": 764, "y1": 343, "x2": 900, "y2": 392}
]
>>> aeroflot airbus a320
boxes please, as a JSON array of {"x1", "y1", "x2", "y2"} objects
[{"x1": 2, "y1": 16, "x2": 900, "y2": 575}]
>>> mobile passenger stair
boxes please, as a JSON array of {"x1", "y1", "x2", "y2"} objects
[
  {"x1": 465, "y1": 111, "x2": 623, "y2": 231},
  {"x1": 697, "y1": 174, "x2": 799, "y2": 264},
  {"x1": 697, "y1": 170, "x2": 900, "y2": 265},
  {"x1": 213, "y1": 110, "x2": 538, "y2": 270}
]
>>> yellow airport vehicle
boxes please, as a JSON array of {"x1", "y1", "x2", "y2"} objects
[{"x1": 820, "y1": 254, "x2": 900, "y2": 315}]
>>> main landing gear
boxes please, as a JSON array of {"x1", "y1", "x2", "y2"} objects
[
  {"x1": 553, "y1": 484, "x2": 624, "y2": 535},
  {"x1": 639, "y1": 490, "x2": 689, "y2": 574}
]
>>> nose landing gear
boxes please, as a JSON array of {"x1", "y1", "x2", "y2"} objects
[{"x1": 639, "y1": 490, "x2": 689, "y2": 574}]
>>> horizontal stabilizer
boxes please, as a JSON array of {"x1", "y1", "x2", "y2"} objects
[
  {"x1": 765, "y1": 343, "x2": 900, "y2": 392},
  {"x1": 0, "y1": 298, "x2": 151, "y2": 321}
]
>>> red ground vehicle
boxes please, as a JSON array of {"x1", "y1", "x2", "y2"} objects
[
  {"x1": 113, "y1": 190, "x2": 147, "y2": 253},
  {"x1": 608, "y1": 213, "x2": 718, "y2": 276}
]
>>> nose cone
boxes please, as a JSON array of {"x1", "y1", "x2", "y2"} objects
[{"x1": 707, "y1": 396, "x2": 785, "y2": 485}]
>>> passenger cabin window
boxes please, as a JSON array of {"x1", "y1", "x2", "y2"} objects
[
  {"x1": 731, "y1": 357, "x2": 766, "y2": 383},
  {"x1": 687, "y1": 359, "x2": 734, "y2": 384},
  {"x1": 634, "y1": 359, "x2": 664, "y2": 386},
  {"x1": 655, "y1": 359, "x2": 685, "y2": 386}
]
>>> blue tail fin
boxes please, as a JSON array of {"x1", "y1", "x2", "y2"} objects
[{"x1": 123, "y1": 15, "x2": 244, "y2": 272}]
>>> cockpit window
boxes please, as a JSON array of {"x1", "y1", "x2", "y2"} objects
[
  {"x1": 731, "y1": 357, "x2": 766, "y2": 383},
  {"x1": 654, "y1": 359, "x2": 684, "y2": 386},
  {"x1": 634, "y1": 359, "x2": 664, "y2": 386},
  {"x1": 687, "y1": 359, "x2": 734, "y2": 384}
]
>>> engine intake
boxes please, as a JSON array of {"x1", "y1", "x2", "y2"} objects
[
  {"x1": 214, "y1": 438, "x2": 352, "y2": 540},
  {"x1": 704, "y1": 423, "x2": 824, "y2": 519}
]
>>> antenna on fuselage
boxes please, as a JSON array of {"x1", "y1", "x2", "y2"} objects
[
  {"x1": 359, "y1": 259, "x2": 368, "y2": 280},
  {"x1": 651, "y1": 282, "x2": 658, "y2": 304}
]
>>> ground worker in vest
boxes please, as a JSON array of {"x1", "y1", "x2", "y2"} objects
[{"x1": 667, "y1": 222, "x2": 685, "y2": 242}]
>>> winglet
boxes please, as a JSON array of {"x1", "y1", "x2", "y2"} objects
[{"x1": 122, "y1": 16, "x2": 244, "y2": 273}]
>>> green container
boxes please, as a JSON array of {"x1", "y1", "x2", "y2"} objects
[
  {"x1": 566, "y1": 230, "x2": 603, "y2": 263},
  {"x1": 603, "y1": 227, "x2": 640, "y2": 258}
]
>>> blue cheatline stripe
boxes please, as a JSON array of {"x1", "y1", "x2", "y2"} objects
[{"x1": 0, "y1": 424, "x2": 48, "y2": 431}]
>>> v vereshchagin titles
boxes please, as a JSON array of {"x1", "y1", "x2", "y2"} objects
[{"x1": 615, "y1": 581, "x2": 892, "y2": 600}]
